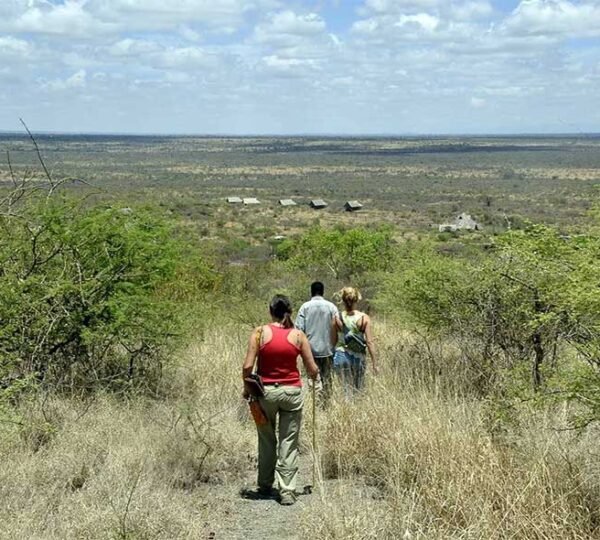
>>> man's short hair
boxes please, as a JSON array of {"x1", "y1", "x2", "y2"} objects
[{"x1": 311, "y1": 281, "x2": 325, "y2": 297}]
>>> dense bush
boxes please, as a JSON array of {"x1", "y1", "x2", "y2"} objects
[
  {"x1": 0, "y1": 193, "x2": 187, "y2": 392},
  {"x1": 381, "y1": 224, "x2": 600, "y2": 424}
]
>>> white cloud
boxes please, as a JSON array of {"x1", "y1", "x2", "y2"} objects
[
  {"x1": 253, "y1": 10, "x2": 327, "y2": 47},
  {"x1": 0, "y1": 36, "x2": 32, "y2": 58},
  {"x1": 395, "y1": 13, "x2": 440, "y2": 32},
  {"x1": 470, "y1": 96, "x2": 486, "y2": 108},
  {"x1": 88, "y1": 0, "x2": 280, "y2": 32},
  {"x1": 261, "y1": 54, "x2": 319, "y2": 77},
  {"x1": 361, "y1": 0, "x2": 440, "y2": 14},
  {"x1": 505, "y1": 0, "x2": 600, "y2": 38},
  {"x1": 43, "y1": 69, "x2": 87, "y2": 91},
  {"x1": 451, "y1": 1, "x2": 493, "y2": 21},
  {"x1": 1, "y1": 0, "x2": 280, "y2": 36},
  {"x1": 108, "y1": 38, "x2": 161, "y2": 57},
  {"x1": 179, "y1": 25, "x2": 202, "y2": 42},
  {"x1": 14, "y1": 1, "x2": 116, "y2": 37},
  {"x1": 154, "y1": 46, "x2": 211, "y2": 69}
]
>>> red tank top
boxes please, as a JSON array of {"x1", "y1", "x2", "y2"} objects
[{"x1": 258, "y1": 325, "x2": 302, "y2": 387}]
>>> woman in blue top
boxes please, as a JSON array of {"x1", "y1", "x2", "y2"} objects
[{"x1": 332, "y1": 287, "x2": 378, "y2": 394}]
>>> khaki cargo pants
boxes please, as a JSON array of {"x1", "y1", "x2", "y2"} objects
[{"x1": 257, "y1": 385, "x2": 303, "y2": 496}]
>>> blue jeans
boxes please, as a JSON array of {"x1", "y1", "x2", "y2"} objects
[{"x1": 333, "y1": 350, "x2": 366, "y2": 395}]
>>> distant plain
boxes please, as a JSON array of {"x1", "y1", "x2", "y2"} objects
[{"x1": 1, "y1": 134, "x2": 599, "y2": 238}]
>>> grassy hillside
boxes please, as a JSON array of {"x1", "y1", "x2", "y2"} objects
[{"x1": 1, "y1": 323, "x2": 598, "y2": 539}]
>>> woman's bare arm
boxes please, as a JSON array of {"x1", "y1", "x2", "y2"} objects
[
  {"x1": 242, "y1": 327, "x2": 261, "y2": 379},
  {"x1": 298, "y1": 332, "x2": 319, "y2": 379},
  {"x1": 363, "y1": 316, "x2": 378, "y2": 374},
  {"x1": 330, "y1": 316, "x2": 340, "y2": 348}
]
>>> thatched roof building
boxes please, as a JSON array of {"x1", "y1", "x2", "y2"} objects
[{"x1": 438, "y1": 213, "x2": 481, "y2": 232}]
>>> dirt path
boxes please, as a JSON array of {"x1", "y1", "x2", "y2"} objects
[{"x1": 202, "y1": 460, "x2": 315, "y2": 540}]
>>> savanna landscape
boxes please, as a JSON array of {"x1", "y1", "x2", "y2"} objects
[{"x1": 1, "y1": 132, "x2": 599, "y2": 539}]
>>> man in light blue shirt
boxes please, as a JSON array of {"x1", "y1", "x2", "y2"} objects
[{"x1": 295, "y1": 281, "x2": 338, "y2": 402}]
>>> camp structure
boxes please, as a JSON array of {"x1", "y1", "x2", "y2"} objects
[
  {"x1": 279, "y1": 199, "x2": 297, "y2": 207},
  {"x1": 438, "y1": 212, "x2": 481, "y2": 232},
  {"x1": 309, "y1": 199, "x2": 328, "y2": 209},
  {"x1": 344, "y1": 200, "x2": 363, "y2": 212},
  {"x1": 243, "y1": 197, "x2": 260, "y2": 205},
  {"x1": 227, "y1": 196, "x2": 243, "y2": 204}
]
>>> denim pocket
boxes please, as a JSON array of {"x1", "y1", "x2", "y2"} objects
[{"x1": 333, "y1": 350, "x2": 351, "y2": 368}]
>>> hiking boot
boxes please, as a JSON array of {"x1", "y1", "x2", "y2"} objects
[
  {"x1": 240, "y1": 486, "x2": 277, "y2": 500},
  {"x1": 279, "y1": 492, "x2": 297, "y2": 506},
  {"x1": 257, "y1": 486, "x2": 277, "y2": 498}
]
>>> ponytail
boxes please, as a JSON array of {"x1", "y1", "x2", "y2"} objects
[
  {"x1": 269, "y1": 294, "x2": 294, "y2": 327},
  {"x1": 282, "y1": 312, "x2": 294, "y2": 329},
  {"x1": 341, "y1": 287, "x2": 362, "y2": 310}
]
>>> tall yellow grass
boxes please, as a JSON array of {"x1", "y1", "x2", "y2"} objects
[{"x1": 0, "y1": 322, "x2": 597, "y2": 539}]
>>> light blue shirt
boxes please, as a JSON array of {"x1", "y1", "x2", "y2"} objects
[{"x1": 295, "y1": 296, "x2": 339, "y2": 358}]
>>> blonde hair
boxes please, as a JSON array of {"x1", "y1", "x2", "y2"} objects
[{"x1": 341, "y1": 287, "x2": 362, "y2": 310}]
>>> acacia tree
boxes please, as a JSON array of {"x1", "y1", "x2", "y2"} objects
[{"x1": 0, "y1": 143, "x2": 184, "y2": 392}]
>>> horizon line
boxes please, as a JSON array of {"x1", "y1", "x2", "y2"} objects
[{"x1": 0, "y1": 129, "x2": 599, "y2": 138}]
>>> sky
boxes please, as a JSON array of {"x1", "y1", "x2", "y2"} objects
[{"x1": 0, "y1": 0, "x2": 599, "y2": 135}]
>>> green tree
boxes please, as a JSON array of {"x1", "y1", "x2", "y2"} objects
[
  {"x1": 0, "y1": 193, "x2": 187, "y2": 392},
  {"x1": 276, "y1": 225, "x2": 396, "y2": 280},
  {"x1": 382, "y1": 223, "x2": 600, "y2": 424}
]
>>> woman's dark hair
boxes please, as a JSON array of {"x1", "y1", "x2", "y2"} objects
[{"x1": 269, "y1": 294, "x2": 294, "y2": 328}]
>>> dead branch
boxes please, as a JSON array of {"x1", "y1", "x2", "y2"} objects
[{"x1": 19, "y1": 118, "x2": 54, "y2": 189}]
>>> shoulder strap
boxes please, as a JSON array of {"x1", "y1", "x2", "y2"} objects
[
  {"x1": 340, "y1": 312, "x2": 350, "y2": 332},
  {"x1": 357, "y1": 314, "x2": 366, "y2": 333}
]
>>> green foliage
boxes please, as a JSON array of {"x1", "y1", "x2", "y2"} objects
[
  {"x1": 0, "y1": 195, "x2": 188, "y2": 392},
  {"x1": 276, "y1": 225, "x2": 396, "y2": 280},
  {"x1": 380, "y1": 224, "x2": 600, "y2": 424}
]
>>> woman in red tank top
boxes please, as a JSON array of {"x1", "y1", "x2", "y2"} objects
[{"x1": 242, "y1": 295, "x2": 319, "y2": 505}]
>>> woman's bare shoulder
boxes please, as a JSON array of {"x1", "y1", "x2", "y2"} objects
[{"x1": 287, "y1": 328, "x2": 304, "y2": 345}]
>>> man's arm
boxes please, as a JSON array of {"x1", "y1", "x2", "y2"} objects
[
  {"x1": 295, "y1": 303, "x2": 306, "y2": 332},
  {"x1": 298, "y1": 331, "x2": 319, "y2": 379}
]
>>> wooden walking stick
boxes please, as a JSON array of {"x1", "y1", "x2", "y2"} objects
[
  {"x1": 302, "y1": 380, "x2": 318, "y2": 495},
  {"x1": 312, "y1": 380, "x2": 316, "y2": 489}
]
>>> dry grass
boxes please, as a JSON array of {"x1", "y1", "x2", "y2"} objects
[
  {"x1": 300, "y1": 329, "x2": 600, "y2": 540},
  {"x1": 0, "y1": 322, "x2": 598, "y2": 539},
  {"x1": 0, "y1": 326, "x2": 256, "y2": 539}
]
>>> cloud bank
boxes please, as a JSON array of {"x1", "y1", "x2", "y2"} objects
[{"x1": 0, "y1": 0, "x2": 598, "y2": 134}]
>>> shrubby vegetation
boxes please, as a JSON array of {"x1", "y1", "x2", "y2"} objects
[
  {"x1": 380, "y1": 222, "x2": 600, "y2": 427},
  {"x1": 0, "y1": 187, "x2": 209, "y2": 394},
  {"x1": 276, "y1": 225, "x2": 396, "y2": 280}
]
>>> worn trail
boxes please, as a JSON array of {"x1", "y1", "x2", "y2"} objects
[{"x1": 202, "y1": 460, "x2": 314, "y2": 540}]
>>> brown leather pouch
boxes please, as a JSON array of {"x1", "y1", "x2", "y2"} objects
[
  {"x1": 249, "y1": 399, "x2": 268, "y2": 426},
  {"x1": 244, "y1": 373, "x2": 265, "y2": 397}
]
